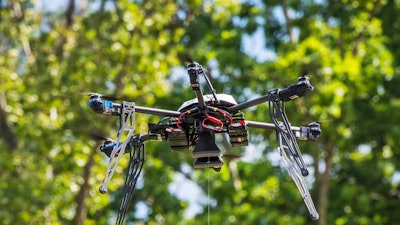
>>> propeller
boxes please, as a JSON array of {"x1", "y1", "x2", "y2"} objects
[
  {"x1": 81, "y1": 92, "x2": 119, "y2": 101},
  {"x1": 89, "y1": 132, "x2": 112, "y2": 141},
  {"x1": 88, "y1": 132, "x2": 120, "y2": 157}
]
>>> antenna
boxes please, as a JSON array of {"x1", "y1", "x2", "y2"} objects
[
  {"x1": 188, "y1": 62, "x2": 219, "y2": 103},
  {"x1": 201, "y1": 65, "x2": 219, "y2": 103}
]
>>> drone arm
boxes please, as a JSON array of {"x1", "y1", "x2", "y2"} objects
[
  {"x1": 227, "y1": 95, "x2": 270, "y2": 113},
  {"x1": 89, "y1": 98, "x2": 121, "y2": 115},
  {"x1": 90, "y1": 97, "x2": 181, "y2": 117},
  {"x1": 246, "y1": 120, "x2": 292, "y2": 130},
  {"x1": 227, "y1": 76, "x2": 314, "y2": 113},
  {"x1": 277, "y1": 76, "x2": 314, "y2": 101},
  {"x1": 246, "y1": 121, "x2": 321, "y2": 141},
  {"x1": 135, "y1": 106, "x2": 181, "y2": 117},
  {"x1": 106, "y1": 102, "x2": 181, "y2": 117}
]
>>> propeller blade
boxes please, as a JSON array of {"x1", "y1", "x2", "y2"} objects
[
  {"x1": 89, "y1": 132, "x2": 111, "y2": 141},
  {"x1": 81, "y1": 92, "x2": 118, "y2": 100}
]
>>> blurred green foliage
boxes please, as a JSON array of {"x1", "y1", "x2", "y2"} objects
[{"x1": 1, "y1": 0, "x2": 400, "y2": 225}]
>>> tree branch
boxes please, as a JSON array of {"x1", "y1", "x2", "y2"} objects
[
  {"x1": 352, "y1": 0, "x2": 382, "y2": 56},
  {"x1": 72, "y1": 142, "x2": 100, "y2": 225},
  {"x1": 316, "y1": 144, "x2": 335, "y2": 225},
  {"x1": 281, "y1": 0, "x2": 295, "y2": 44},
  {"x1": 66, "y1": 0, "x2": 75, "y2": 28},
  {"x1": 11, "y1": 0, "x2": 23, "y2": 20},
  {"x1": 0, "y1": 93, "x2": 17, "y2": 150}
]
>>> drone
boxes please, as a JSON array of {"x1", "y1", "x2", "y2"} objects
[{"x1": 88, "y1": 62, "x2": 322, "y2": 224}]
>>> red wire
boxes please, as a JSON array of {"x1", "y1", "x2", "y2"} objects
[
  {"x1": 218, "y1": 108, "x2": 233, "y2": 125},
  {"x1": 202, "y1": 115, "x2": 224, "y2": 131},
  {"x1": 177, "y1": 107, "x2": 233, "y2": 131},
  {"x1": 209, "y1": 107, "x2": 233, "y2": 125},
  {"x1": 176, "y1": 112, "x2": 185, "y2": 130}
]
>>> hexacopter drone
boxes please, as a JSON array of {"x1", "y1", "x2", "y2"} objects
[{"x1": 88, "y1": 62, "x2": 322, "y2": 224}]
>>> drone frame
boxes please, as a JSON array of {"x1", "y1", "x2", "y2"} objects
[{"x1": 88, "y1": 62, "x2": 322, "y2": 224}]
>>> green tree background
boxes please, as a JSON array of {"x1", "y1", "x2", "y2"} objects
[{"x1": 1, "y1": 0, "x2": 399, "y2": 224}]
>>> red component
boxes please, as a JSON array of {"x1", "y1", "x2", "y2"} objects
[
  {"x1": 216, "y1": 108, "x2": 233, "y2": 125},
  {"x1": 202, "y1": 115, "x2": 224, "y2": 131},
  {"x1": 176, "y1": 112, "x2": 185, "y2": 130}
]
